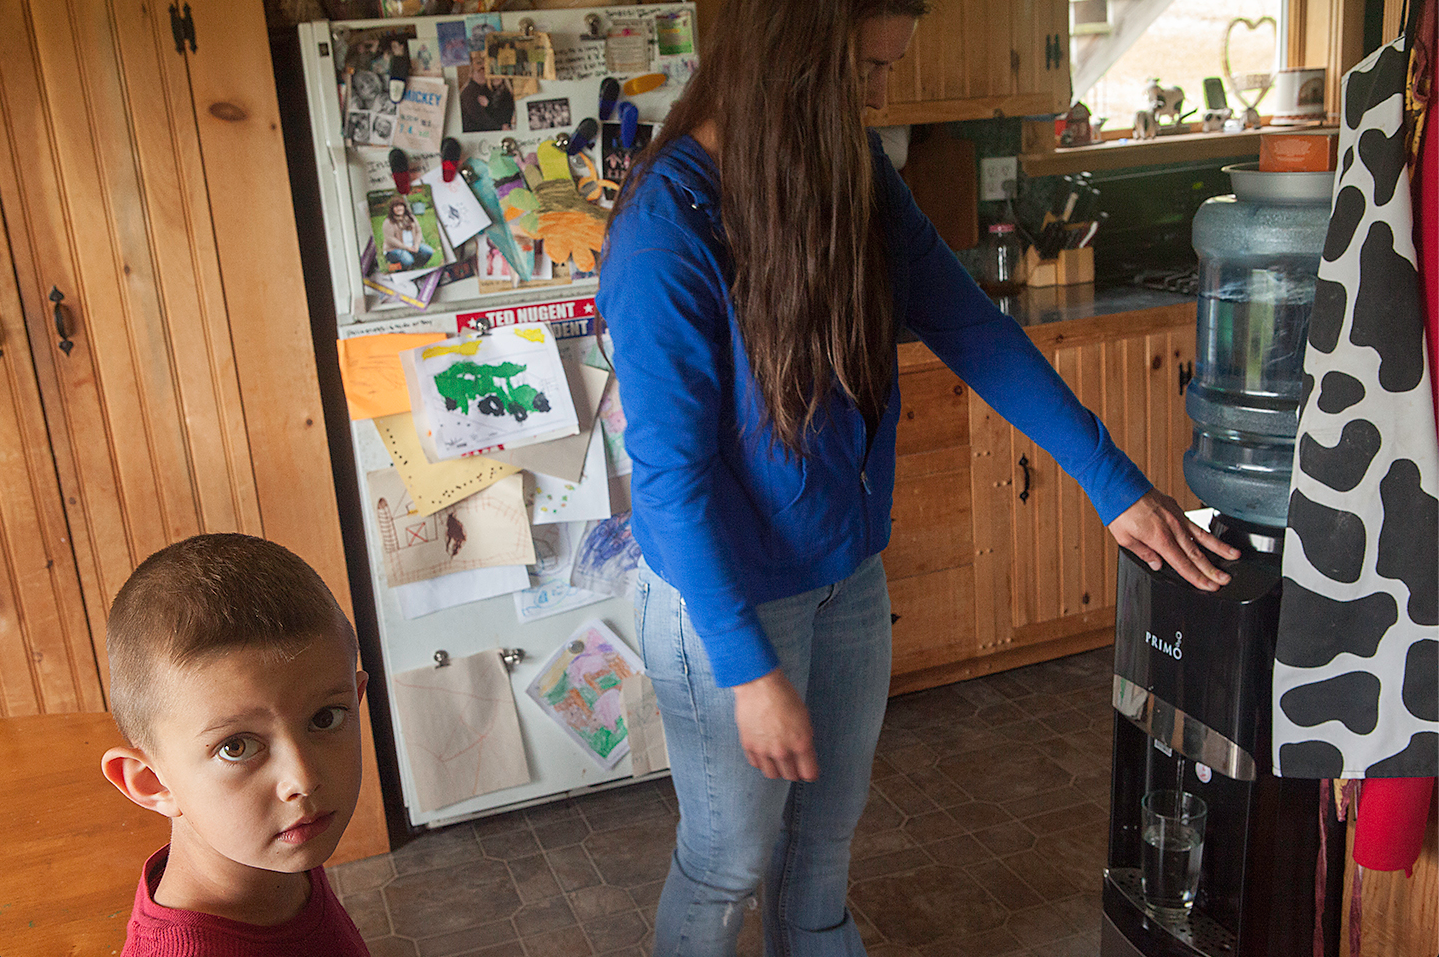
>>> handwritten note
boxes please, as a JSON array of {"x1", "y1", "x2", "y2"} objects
[
  {"x1": 374, "y1": 412, "x2": 520, "y2": 517},
  {"x1": 338, "y1": 313, "x2": 455, "y2": 339},
  {"x1": 365, "y1": 150, "x2": 440, "y2": 191},
  {"x1": 553, "y1": 35, "x2": 608, "y2": 81}
]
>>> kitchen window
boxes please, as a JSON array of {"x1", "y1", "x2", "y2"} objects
[
  {"x1": 1071, "y1": 0, "x2": 1287, "y2": 131},
  {"x1": 1021, "y1": 0, "x2": 1377, "y2": 174}
]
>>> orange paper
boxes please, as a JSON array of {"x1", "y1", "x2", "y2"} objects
[{"x1": 337, "y1": 332, "x2": 448, "y2": 420}]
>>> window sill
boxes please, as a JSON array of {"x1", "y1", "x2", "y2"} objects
[{"x1": 1019, "y1": 125, "x2": 1337, "y2": 176}]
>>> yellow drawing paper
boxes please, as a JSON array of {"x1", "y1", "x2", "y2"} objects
[{"x1": 374, "y1": 412, "x2": 521, "y2": 517}]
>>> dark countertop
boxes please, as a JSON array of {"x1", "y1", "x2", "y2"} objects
[
  {"x1": 901, "y1": 282, "x2": 1195, "y2": 341},
  {"x1": 1000, "y1": 282, "x2": 1195, "y2": 327}
]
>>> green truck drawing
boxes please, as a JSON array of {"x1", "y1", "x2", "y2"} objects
[{"x1": 434, "y1": 360, "x2": 551, "y2": 423}]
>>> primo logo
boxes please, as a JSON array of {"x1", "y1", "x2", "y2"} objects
[{"x1": 1146, "y1": 629, "x2": 1183, "y2": 661}]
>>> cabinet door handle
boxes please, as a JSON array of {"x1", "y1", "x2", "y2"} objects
[
  {"x1": 1178, "y1": 360, "x2": 1193, "y2": 395},
  {"x1": 49, "y1": 286, "x2": 74, "y2": 355},
  {"x1": 1048, "y1": 34, "x2": 1065, "y2": 70},
  {"x1": 1018, "y1": 454, "x2": 1031, "y2": 503}
]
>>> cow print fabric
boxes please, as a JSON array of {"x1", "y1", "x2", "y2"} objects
[{"x1": 1273, "y1": 33, "x2": 1439, "y2": 778}]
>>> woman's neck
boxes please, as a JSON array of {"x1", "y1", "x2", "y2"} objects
[{"x1": 692, "y1": 120, "x2": 719, "y2": 158}]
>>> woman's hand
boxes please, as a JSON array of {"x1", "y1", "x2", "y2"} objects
[
  {"x1": 1107, "y1": 489, "x2": 1241, "y2": 591},
  {"x1": 731, "y1": 669, "x2": 818, "y2": 781}
]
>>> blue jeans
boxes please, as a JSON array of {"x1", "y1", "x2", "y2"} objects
[
  {"x1": 385, "y1": 243, "x2": 433, "y2": 269},
  {"x1": 635, "y1": 554, "x2": 892, "y2": 957}
]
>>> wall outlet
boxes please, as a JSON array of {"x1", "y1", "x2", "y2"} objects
[{"x1": 980, "y1": 156, "x2": 1018, "y2": 202}]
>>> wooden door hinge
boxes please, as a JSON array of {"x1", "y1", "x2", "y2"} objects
[{"x1": 170, "y1": 2, "x2": 196, "y2": 54}]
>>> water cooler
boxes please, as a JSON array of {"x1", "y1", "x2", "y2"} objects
[{"x1": 1100, "y1": 164, "x2": 1346, "y2": 957}]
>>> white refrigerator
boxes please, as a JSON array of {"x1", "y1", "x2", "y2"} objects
[{"x1": 296, "y1": 3, "x2": 696, "y2": 828}]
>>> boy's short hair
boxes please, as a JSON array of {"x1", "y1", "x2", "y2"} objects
[{"x1": 107, "y1": 533, "x2": 357, "y2": 750}]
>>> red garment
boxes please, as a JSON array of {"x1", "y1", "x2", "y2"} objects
[
  {"x1": 1355, "y1": 0, "x2": 1439, "y2": 881},
  {"x1": 120, "y1": 846, "x2": 369, "y2": 957},
  {"x1": 1352, "y1": 778, "x2": 1437, "y2": 875}
]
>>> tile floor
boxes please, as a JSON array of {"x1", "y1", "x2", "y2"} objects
[{"x1": 328, "y1": 647, "x2": 1117, "y2": 957}]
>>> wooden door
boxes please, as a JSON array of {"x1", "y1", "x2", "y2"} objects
[
  {"x1": 974, "y1": 307, "x2": 1198, "y2": 652},
  {"x1": 886, "y1": 363, "x2": 976, "y2": 679},
  {"x1": 0, "y1": 206, "x2": 103, "y2": 716},
  {"x1": 0, "y1": 0, "x2": 265, "y2": 712},
  {"x1": 1007, "y1": 334, "x2": 1116, "y2": 641}
]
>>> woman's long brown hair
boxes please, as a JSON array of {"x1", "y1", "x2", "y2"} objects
[{"x1": 609, "y1": 0, "x2": 928, "y2": 456}]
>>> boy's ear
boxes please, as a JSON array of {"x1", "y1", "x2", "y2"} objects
[
  {"x1": 101, "y1": 747, "x2": 181, "y2": 819},
  {"x1": 356, "y1": 670, "x2": 369, "y2": 704}
]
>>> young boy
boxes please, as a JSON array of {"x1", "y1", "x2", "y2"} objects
[{"x1": 101, "y1": 533, "x2": 371, "y2": 956}]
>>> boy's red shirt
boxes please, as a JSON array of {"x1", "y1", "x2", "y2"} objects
[{"x1": 121, "y1": 847, "x2": 369, "y2": 957}]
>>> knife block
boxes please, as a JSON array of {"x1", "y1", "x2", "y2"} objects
[{"x1": 1024, "y1": 245, "x2": 1093, "y2": 287}]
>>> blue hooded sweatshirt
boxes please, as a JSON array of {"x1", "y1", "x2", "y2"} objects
[{"x1": 596, "y1": 134, "x2": 1151, "y2": 687}]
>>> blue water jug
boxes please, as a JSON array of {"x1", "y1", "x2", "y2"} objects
[{"x1": 1184, "y1": 163, "x2": 1334, "y2": 529}]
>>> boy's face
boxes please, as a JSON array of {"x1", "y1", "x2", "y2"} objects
[{"x1": 145, "y1": 630, "x2": 367, "y2": 879}]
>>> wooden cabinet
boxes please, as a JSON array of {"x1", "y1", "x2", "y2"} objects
[
  {"x1": 885, "y1": 367, "x2": 976, "y2": 677},
  {"x1": 887, "y1": 303, "x2": 1200, "y2": 694},
  {"x1": 870, "y1": 0, "x2": 1070, "y2": 126},
  {"x1": 686, "y1": 0, "x2": 1068, "y2": 126},
  {"x1": 0, "y1": 0, "x2": 386, "y2": 861}
]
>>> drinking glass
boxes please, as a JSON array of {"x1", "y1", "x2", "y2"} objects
[{"x1": 1141, "y1": 789, "x2": 1207, "y2": 915}]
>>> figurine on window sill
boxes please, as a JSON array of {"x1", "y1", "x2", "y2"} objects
[
  {"x1": 1134, "y1": 79, "x2": 1196, "y2": 138},
  {"x1": 1201, "y1": 107, "x2": 1232, "y2": 132},
  {"x1": 1145, "y1": 79, "x2": 1186, "y2": 124},
  {"x1": 1058, "y1": 101, "x2": 1095, "y2": 147}
]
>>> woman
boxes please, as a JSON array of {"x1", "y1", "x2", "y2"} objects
[
  {"x1": 380, "y1": 195, "x2": 433, "y2": 271},
  {"x1": 595, "y1": 2, "x2": 1238, "y2": 954}
]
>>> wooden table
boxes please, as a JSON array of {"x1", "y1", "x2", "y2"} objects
[{"x1": 0, "y1": 712, "x2": 169, "y2": 956}]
